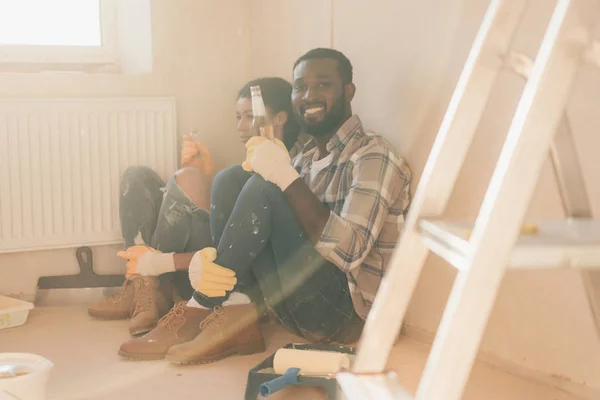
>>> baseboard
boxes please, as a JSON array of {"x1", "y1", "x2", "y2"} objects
[{"x1": 401, "y1": 324, "x2": 600, "y2": 400}]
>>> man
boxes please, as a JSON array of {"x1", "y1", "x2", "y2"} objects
[{"x1": 119, "y1": 48, "x2": 411, "y2": 364}]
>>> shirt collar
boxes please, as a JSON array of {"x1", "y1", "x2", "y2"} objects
[
  {"x1": 301, "y1": 115, "x2": 363, "y2": 158},
  {"x1": 325, "y1": 115, "x2": 363, "y2": 153}
]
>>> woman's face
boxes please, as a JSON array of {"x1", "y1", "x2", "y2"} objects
[
  {"x1": 236, "y1": 97, "x2": 254, "y2": 145},
  {"x1": 235, "y1": 97, "x2": 284, "y2": 145}
]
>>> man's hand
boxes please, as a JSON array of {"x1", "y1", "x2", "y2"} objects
[
  {"x1": 117, "y1": 245, "x2": 175, "y2": 278},
  {"x1": 180, "y1": 135, "x2": 215, "y2": 176},
  {"x1": 188, "y1": 248, "x2": 237, "y2": 297},
  {"x1": 242, "y1": 136, "x2": 287, "y2": 172},
  {"x1": 243, "y1": 136, "x2": 299, "y2": 191}
]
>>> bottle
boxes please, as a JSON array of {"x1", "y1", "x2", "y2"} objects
[
  {"x1": 189, "y1": 128, "x2": 201, "y2": 142},
  {"x1": 250, "y1": 85, "x2": 274, "y2": 140}
]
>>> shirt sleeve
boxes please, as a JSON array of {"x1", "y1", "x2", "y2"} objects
[{"x1": 315, "y1": 144, "x2": 409, "y2": 272}]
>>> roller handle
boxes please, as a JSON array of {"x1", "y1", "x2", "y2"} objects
[{"x1": 259, "y1": 367, "x2": 300, "y2": 397}]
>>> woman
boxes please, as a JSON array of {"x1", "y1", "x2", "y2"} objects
[{"x1": 88, "y1": 77, "x2": 303, "y2": 340}]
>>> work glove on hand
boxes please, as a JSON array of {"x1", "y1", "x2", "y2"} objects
[
  {"x1": 242, "y1": 136, "x2": 299, "y2": 191},
  {"x1": 188, "y1": 247, "x2": 237, "y2": 297},
  {"x1": 117, "y1": 245, "x2": 175, "y2": 278},
  {"x1": 180, "y1": 134, "x2": 216, "y2": 176}
]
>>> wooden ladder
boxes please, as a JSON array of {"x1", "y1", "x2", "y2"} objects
[{"x1": 337, "y1": 0, "x2": 600, "y2": 398}]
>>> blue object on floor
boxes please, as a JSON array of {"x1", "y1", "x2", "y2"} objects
[
  {"x1": 244, "y1": 343, "x2": 355, "y2": 400},
  {"x1": 259, "y1": 367, "x2": 300, "y2": 397}
]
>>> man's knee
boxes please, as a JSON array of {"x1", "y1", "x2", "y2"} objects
[
  {"x1": 174, "y1": 167, "x2": 211, "y2": 209},
  {"x1": 245, "y1": 173, "x2": 275, "y2": 190},
  {"x1": 211, "y1": 165, "x2": 253, "y2": 203},
  {"x1": 246, "y1": 173, "x2": 283, "y2": 195},
  {"x1": 213, "y1": 165, "x2": 250, "y2": 189},
  {"x1": 232, "y1": 173, "x2": 286, "y2": 209}
]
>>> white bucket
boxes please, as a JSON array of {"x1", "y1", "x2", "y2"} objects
[{"x1": 0, "y1": 353, "x2": 53, "y2": 400}]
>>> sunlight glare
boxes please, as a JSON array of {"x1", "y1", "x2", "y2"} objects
[{"x1": 0, "y1": 0, "x2": 101, "y2": 46}]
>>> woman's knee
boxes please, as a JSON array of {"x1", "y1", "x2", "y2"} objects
[
  {"x1": 120, "y1": 166, "x2": 164, "y2": 198},
  {"x1": 174, "y1": 167, "x2": 211, "y2": 209},
  {"x1": 121, "y1": 165, "x2": 158, "y2": 184}
]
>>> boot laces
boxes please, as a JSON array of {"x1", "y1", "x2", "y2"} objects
[
  {"x1": 132, "y1": 277, "x2": 155, "y2": 316},
  {"x1": 157, "y1": 301, "x2": 187, "y2": 330},
  {"x1": 108, "y1": 281, "x2": 130, "y2": 304},
  {"x1": 199, "y1": 306, "x2": 226, "y2": 331}
]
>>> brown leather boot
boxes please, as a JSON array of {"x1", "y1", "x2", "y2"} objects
[
  {"x1": 165, "y1": 303, "x2": 266, "y2": 365},
  {"x1": 118, "y1": 301, "x2": 212, "y2": 360},
  {"x1": 129, "y1": 276, "x2": 173, "y2": 336},
  {"x1": 88, "y1": 280, "x2": 135, "y2": 320}
]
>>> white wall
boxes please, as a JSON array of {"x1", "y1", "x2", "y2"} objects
[
  {"x1": 248, "y1": 0, "x2": 332, "y2": 79},
  {"x1": 333, "y1": 0, "x2": 466, "y2": 154}
]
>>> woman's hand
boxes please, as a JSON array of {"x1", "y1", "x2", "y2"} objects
[
  {"x1": 180, "y1": 135, "x2": 216, "y2": 176},
  {"x1": 117, "y1": 245, "x2": 175, "y2": 277}
]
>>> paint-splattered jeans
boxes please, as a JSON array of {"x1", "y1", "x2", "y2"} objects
[
  {"x1": 119, "y1": 166, "x2": 211, "y2": 299},
  {"x1": 193, "y1": 165, "x2": 364, "y2": 344}
]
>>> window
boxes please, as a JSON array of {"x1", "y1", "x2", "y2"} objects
[{"x1": 0, "y1": 0, "x2": 117, "y2": 66}]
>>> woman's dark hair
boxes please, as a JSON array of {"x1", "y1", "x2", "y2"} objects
[{"x1": 238, "y1": 77, "x2": 300, "y2": 150}]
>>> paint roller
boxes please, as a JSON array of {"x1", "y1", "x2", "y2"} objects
[{"x1": 259, "y1": 349, "x2": 351, "y2": 397}]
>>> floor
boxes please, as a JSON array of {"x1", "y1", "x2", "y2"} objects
[{"x1": 0, "y1": 290, "x2": 586, "y2": 400}]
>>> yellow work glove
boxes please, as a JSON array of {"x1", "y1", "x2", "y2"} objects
[
  {"x1": 242, "y1": 136, "x2": 288, "y2": 172},
  {"x1": 117, "y1": 245, "x2": 175, "y2": 278},
  {"x1": 243, "y1": 136, "x2": 300, "y2": 191},
  {"x1": 188, "y1": 247, "x2": 237, "y2": 297},
  {"x1": 180, "y1": 134, "x2": 216, "y2": 176}
]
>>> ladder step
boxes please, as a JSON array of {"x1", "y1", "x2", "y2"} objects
[
  {"x1": 419, "y1": 219, "x2": 600, "y2": 270},
  {"x1": 505, "y1": 50, "x2": 533, "y2": 79},
  {"x1": 508, "y1": 39, "x2": 600, "y2": 80},
  {"x1": 336, "y1": 371, "x2": 413, "y2": 400},
  {"x1": 584, "y1": 40, "x2": 600, "y2": 68}
]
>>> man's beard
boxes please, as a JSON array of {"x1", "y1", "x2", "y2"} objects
[{"x1": 298, "y1": 96, "x2": 346, "y2": 138}]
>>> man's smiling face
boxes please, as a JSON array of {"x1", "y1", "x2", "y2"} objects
[{"x1": 291, "y1": 58, "x2": 349, "y2": 137}]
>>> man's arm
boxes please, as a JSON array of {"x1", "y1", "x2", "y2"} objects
[
  {"x1": 284, "y1": 179, "x2": 331, "y2": 244},
  {"x1": 174, "y1": 252, "x2": 195, "y2": 271},
  {"x1": 309, "y1": 146, "x2": 410, "y2": 272},
  {"x1": 246, "y1": 138, "x2": 409, "y2": 272}
]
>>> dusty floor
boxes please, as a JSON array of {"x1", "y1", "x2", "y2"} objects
[{"x1": 0, "y1": 291, "x2": 586, "y2": 400}]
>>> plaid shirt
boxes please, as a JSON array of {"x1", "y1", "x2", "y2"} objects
[
  {"x1": 288, "y1": 135, "x2": 309, "y2": 159},
  {"x1": 292, "y1": 115, "x2": 411, "y2": 319}
]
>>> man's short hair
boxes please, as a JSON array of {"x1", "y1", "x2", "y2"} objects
[{"x1": 293, "y1": 48, "x2": 353, "y2": 84}]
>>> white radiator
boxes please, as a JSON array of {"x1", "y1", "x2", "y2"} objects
[{"x1": 0, "y1": 98, "x2": 177, "y2": 253}]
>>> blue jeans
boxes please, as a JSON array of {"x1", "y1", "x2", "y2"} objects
[
  {"x1": 119, "y1": 166, "x2": 212, "y2": 300},
  {"x1": 193, "y1": 165, "x2": 364, "y2": 344}
]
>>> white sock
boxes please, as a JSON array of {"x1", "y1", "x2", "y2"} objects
[
  {"x1": 133, "y1": 231, "x2": 145, "y2": 245},
  {"x1": 186, "y1": 292, "x2": 251, "y2": 309},
  {"x1": 223, "y1": 292, "x2": 251, "y2": 306},
  {"x1": 187, "y1": 297, "x2": 209, "y2": 309}
]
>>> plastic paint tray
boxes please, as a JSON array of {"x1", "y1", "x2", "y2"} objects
[
  {"x1": 244, "y1": 343, "x2": 355, "y2": 399},
  {"x1": 0, "y1": 295, "x2": 34, "y2": 330}
]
